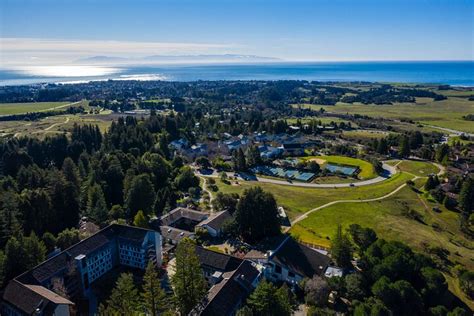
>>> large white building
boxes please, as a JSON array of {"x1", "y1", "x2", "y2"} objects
[{"x1": 1, "y1": 224, "x2": 162, "y2": 316}]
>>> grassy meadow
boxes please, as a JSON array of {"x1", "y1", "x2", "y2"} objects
[
  {"x1": 396, "y1": 160, "x2": 440, "y2": 177},
  {"x1": 216, "y1": 171, "x2": 412, "y2": 219},
  {"x1": 0, "y1": 101, "x2": 73, "y2": 115},
  {"x1": 0, "y1": 112, "x2": 114, "y2": 138},
  {"x1": 293, "y1": 96, "x2": 474, "y2": 133}
]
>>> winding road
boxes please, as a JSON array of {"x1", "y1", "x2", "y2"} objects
[{"x1": 44, "y1": 116, "x2": 70, "y2": 131}]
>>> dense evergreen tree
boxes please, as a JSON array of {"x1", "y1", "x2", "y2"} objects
[
  {"x1": 4, "y1": 233, "x2": 46, "y2": 283},
  {"x1": 425, "y1": 175, "x2": 438, "y2": 191},
  {"x1": 234, "y1": 187, "x2": 281, "y2": 243},
  {"x1": 330, "y1": 225, "x2": 353, "y2": 269},
  {"x1": 347, "y1": 224, "x2": 377, "y2": 252},
  {"x1": 246, "y1": 145, "x2": 262, "y2": 167},
  {"x1": 399, "y1": 135, "x2": 411, "y2": 158},
  {"x1": 125, "y1": 174, "x2": 156, "y2": 218},
  {"x1": 233, "y1": 148, "x2": 247, "y2": 171},
  {"x1": 173, "y1": 166, "x2": 199, "y2": 192},
  {"x1": 171, "y1": 238, "x2": 206, "y2": 315},
  {"x1": 435, "y1": 144, "x2": 450, "y2": 163},
  {"x1": 56, "y1": 228, "x2": 80, "y2": 250},
  {"x1": 102, "y1": 156, "x2": 125, "y2": 207},
  {"x1": 376, "y1": 138, "x2": 388, "y2": 154},
  {"x1": 211, "y1": 192, "x2": 239, "y2": 214},
  {"x1": 246, "y1": 280, "x2": 294, "y2": 316},
  {"x1": 141, "y1": 261, "x2": 166, "y2": 316},
  {"x1": 86, "y1": 183, "x2": 108, "y2": 224},
  {"x1": 99, "y1": 273, "x2": 141, "y2": 315},
  {"x1": 20, "y1": 188, "x2": 53, "y2": 235},
  {"x1": 133, "y1": 210, "x2": 149, "y2": 228}
]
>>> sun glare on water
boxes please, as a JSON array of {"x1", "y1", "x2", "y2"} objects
[{"x1": 14, "y1": 65, "x2": 120, "y2": 77}]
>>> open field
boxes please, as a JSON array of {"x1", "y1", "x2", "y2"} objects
[
  {"x1": 293, "y1": 96, "x2": 474, "y2": 133},
  {"x1": 0, "y1": 101, "x2": 78, "y2": 115},
  {"x1": 216, "y1": 171, "x2": 412, "y2": 219},
  {"x1": 289, "y1": 184, "x2": 474, "y2": 309},
  {"x1": 289, "y1": 185, "x2": 474, "y2": 273},
  {"x1": 341, "y1": 129, "x2": 395, "y2": 140},
  {"x1": 0, "y1": 112, "x2": 114, "y2": 138},
  {"x1": 396, "y1": 160, "x2": 440, "y2": 177},
  {"x1": 286, "y1": 116, "x2": 356, "y2": 126},
  {"x1": 302, "y1": 155, "x2": 376, "y2": 179}
]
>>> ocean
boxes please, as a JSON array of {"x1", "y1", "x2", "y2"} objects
[{"x1": 0, "y1": 61, "x2": 473, "y2": 86}]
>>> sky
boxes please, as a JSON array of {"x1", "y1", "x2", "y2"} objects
[{"x1": 0, "y1": 0, "x2": 473, "y2": 67}]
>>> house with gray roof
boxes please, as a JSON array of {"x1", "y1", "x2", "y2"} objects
[
  {"x1": 245, "y1": 235, "x2": 331, "y2": 284},
  {"x1": 190, "y1": 260, "x2": 262, "y2": 316},
  {"x1": 197, "y1": 210, "x2": 232, "y2": 237}
]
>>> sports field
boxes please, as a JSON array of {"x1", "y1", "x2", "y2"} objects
[{"x1": 302, "y1": 155, "x2": 377, "y2": 179}]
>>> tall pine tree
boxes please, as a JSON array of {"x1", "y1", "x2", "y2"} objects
[
  {"x1": 171, "y1": 238, "x2": 207, "y2": 315},
  {"x1": 142, "y1": 261, "x2": 166, "y2": 316}
]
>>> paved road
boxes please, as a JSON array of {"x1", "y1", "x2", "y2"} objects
[{"x1": 198, "y1": 162, "x2": 397, "y2": 188}]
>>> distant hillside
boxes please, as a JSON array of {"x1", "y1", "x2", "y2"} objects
[{"x1": 76, "y1": 54, "x2": 281, "y2": 65}]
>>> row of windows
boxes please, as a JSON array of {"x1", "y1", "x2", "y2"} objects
[
  {"x1": 119, "y1": 250, "x2": 143, "y2": 258},
  {"x1": 86, "y1": 248, "x2": 113, "y2": 283},
  {"x1": 119, "y1": 253, "x2": 145, "y2": 263},
  {"x1": 119, "y1": 244, "x2": 141, "y2": 252},
  {"x1": 88, "y1": 253, "x2": 112, "y2": 270},
  {"x1": 121, "y1": 258, "x2": 145, "y2": 269},
  {"x1": 86, "y1": 248, "x2": 112, "y2": 266},
  {"x1": 89, "y1": 261, "x2": 113, "y2": 282}
]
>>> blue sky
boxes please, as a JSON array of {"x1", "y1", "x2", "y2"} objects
[{"x1": 1, "y1": 0, "x2": 473, "y2": 65}]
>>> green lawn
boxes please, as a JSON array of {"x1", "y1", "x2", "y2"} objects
[
  {"x1": 341, "y1": 130, "x2": 396, "y2": 140},
  {"x1": 293, "y1": 96, "x2": 474, "y2": 133},
  {"x1": 286, "y1": 116, "x2": 356, "y2": 126},
  {"x1": 396, "y1": 160, "x2": 440, "y2": 177},
  {"x1": 0, "y1": 102, "x2": 73, "y2": 115},
  {"x1": 216, "y1": 171, "x2": 412, "y2": 219},
  {"x1": 312, "y1": 176, "x2": 356, "y2": 184},
  {"x1": 302, "y1": 155, "x2": 377, "y2": 179},
  {"x1": 290, "y1": 185, "x2": 474, "y2": 273}
]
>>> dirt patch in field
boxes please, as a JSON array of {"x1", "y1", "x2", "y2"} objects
[{"x1": 308, "y1": 158, "x2": 327, "y2": 165}]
